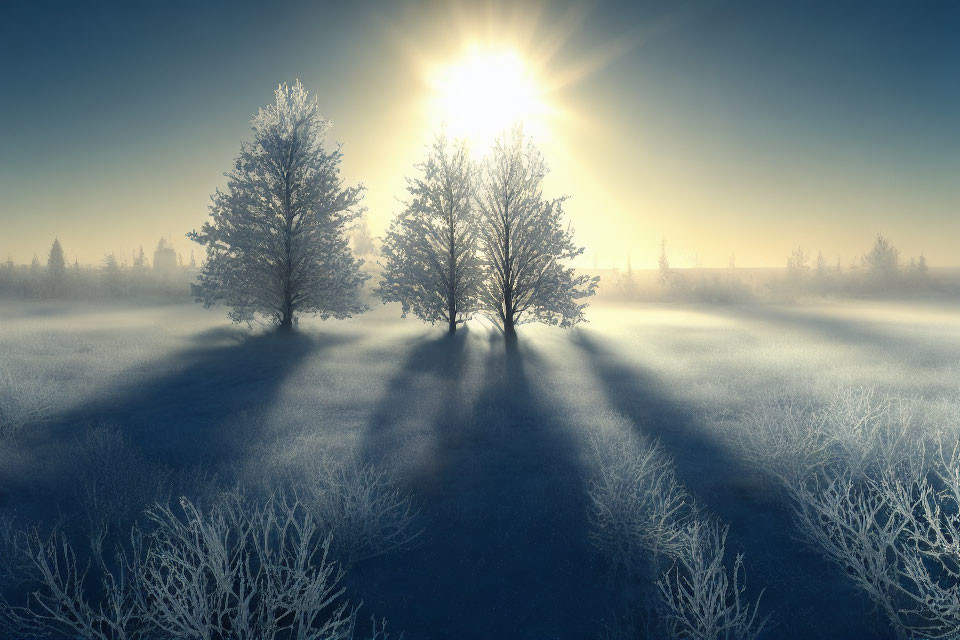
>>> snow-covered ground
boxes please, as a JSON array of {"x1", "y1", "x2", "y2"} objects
[{"x1": 2, "y1": 297, "x2": 959, "y2": 639}]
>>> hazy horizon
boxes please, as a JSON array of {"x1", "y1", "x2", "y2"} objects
[{"x1": 2, "y1": 0, "x2": 959, "y2": 268}]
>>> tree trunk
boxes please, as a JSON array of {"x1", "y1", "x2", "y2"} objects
[
  {"x1": 504, "y1": 317, "x2": 517, "y2": 341},
  {"x1": 279, "y1": 305, "x2": 294, "y2": 330},
  {"x1": 447, "y1": 204, "x2": 457, "y2": 334}
]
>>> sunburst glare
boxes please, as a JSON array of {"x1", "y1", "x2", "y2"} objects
[{"x1": 426, "y1": 46, "x2": 552, "y2": 149}]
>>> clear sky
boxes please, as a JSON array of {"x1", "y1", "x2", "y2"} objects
[{"x1": 1, "y1": 0, "x2": 958, "y2": 268}]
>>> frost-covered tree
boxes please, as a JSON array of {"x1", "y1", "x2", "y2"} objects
[
  {"x1": 476, "y1": 130, "x2": 597, "y2": 337},
  {"x1": 189, "y1": 81, "x2": 367, "y2": 329},
  {"x1": 376, "y1": 134, "x2": 479, "y2": 333}
]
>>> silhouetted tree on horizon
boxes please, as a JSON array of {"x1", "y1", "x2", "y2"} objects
[
  {"x1": 861, "y1": 233, "x2": 899, "y2": 281},
  {"x1": 658, "y1": 236, "x2": 671, "y2": 287},
  {"x1": 47, "y1": 238, "x2": 66, "y2": 295}
]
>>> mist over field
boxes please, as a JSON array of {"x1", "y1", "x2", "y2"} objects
[{"x1": 3, "y1": 1, "x2": 960, "y2": 639}]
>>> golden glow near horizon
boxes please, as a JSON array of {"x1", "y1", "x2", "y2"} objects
[{"x1": 425, "y1": 46, "x2": 553, "y2": 149}]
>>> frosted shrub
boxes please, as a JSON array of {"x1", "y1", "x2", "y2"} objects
[
  {"x1": 0, "y1": 491, "x2": 395, "y2": 640},
  {"x1": 259, "y1": 437, "x2": 421, "y2": 566},
  {"x1": 880, "y1": 440, "x2": 960, "y2": 639},
  {"x1": 140, "y1": 490, "x2": 356, "y2": 640},
  {"x1": 587, "y1": 429, "x2": 691, "y2": 576},
  {"x1": 823, "y1": 387, "x2": 920, "y2": 479},
  {"x1": 299, "y1": 453, "x2": 421, "y2": 565},
  {"x1": 791, "y1": 471, "x2": 908, "y2": 635},
  {"x1": 657, "y1": 519, "x2": 767, "y2": 640},
  {"x1": 0, "y1": 526, "x2": 147, "y2": 640},
  {"x1": 737, "y1": 385, "x2": 960, "y2": 639},
  {"x1": 586, "y1": 422, "x2": 769, "y2": 638},
  {"x1": 733, "y1": 391, "x2": 832, "y2": 492},
  {"x1": 0, "y1": 368, "x2": 56, "y2": 439}
]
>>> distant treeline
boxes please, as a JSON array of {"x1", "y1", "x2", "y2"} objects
[
  {"x1": 603, "y1": 233, "x2": 957, "y2": 303},
  {"x1": 0, "y1": 238, "x2": 196, "y2": 300}
]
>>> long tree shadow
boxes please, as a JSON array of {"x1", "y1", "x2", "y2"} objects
[
  {"x1": 357, "y1": 328, "x2": 471, "y2": 467},
  {"x1": 351, "y1": 333, "x2": 614, "y2": 639},
  {"x1": 572, "y1": 331, "x2": 891, "y2": 640},
  {"x1": 717, "y1": 304, "x2": 960, "y2": 368},
  {"x1": 33, "y1": 328, "x2": 346, "y2": 473}
]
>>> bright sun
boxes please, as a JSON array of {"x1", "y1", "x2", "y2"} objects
[{"x1": 428, "y1": 47, "x2": 548, "y2": 148}]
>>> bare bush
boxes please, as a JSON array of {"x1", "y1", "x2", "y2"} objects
[
  {"x1": 0, "y1": 491, "x2": 395, "y2": 640},
  {"x1": 586, "y1": 423, "x2": 769, "y2": 638},
  {"x1": 299, "y1": 455, "x2": 421, "y2": 565},
  {"x1": 0, "y1": 526, "x2": 147, "y2": 640},
  {"x1": 822, "y1": 387, "x2": 920, "y2": 479},
  {"x1": 791, "y1": 471, "x2": 908, "y2": 636},
  {"x1": 140, "y1": 490, "x2": 356, "y2": 640},
  {"x1": 586, "y1": 429, "x2": 691, "y2": 576},
  {"x1": 880, "y1": 440, "x2": 960, "y2": 638},
  {"x1": 0, "y1": 368, "x2": 56, "y2": 440},
  {"x1": 657, "y1": 519, "x2": 768, "y2": 640},
  {"x1": 732, "y1": 390, "x2": 833, "y2": 492},
  {"x1": 736, "y1": 385, "x2": 960, "y2": 639},
  {"x1": 257, "y1": 437, "x2": 421, "y2": 566}
]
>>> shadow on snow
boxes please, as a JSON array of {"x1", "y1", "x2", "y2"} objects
[
  {"x1": 38, "y1": 328, "x2": 349, "y2": 471},
  {"x1": 571, "y1": 331, "x2": 890, "y2": 640},
  {"x1": 352, "y1": 330, "x2": 613, "y2": 640}
]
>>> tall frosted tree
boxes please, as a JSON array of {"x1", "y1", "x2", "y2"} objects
[
  {"x1": 376, "y1": 134, "x2": 480, "y2": 333},
  {"x1": 189, "y1": 81, "x2": 367, "y2": 329},
  {"x1": 476, "y1": 129, "x2": 597, "y2": 338}
]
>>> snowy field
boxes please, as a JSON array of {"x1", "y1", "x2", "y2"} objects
[{"x1": 2, "y1": 298, "x2": 960, "y2": 639}]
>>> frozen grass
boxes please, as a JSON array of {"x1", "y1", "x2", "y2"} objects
[
  {"x1": 2, "y1": 298, "x2": 960, "y2": 638},
  {"x1": 0, "y1": 368, "x2": 56, "y2": 440}
]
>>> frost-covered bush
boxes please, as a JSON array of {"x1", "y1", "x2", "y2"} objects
[
  {"x1": 586, "y1": 421, "x2": 768, "y2": 639},
  {"x1": 140, "y1": 491, "x2": 355, "y2": 640},
  {"x1": 256, "y1": 437, "x2": 421, "y2": 566},
  {"x1": 823, "y1": 387, "x2": 921, "y2": 479},
  {"x1": 733, "y1": 390, "x2": 832, "y2": 492},
  {"x1": 0, "y1": 491, "x2": 393, "y2": 640},
  {"x1": 298, "y1": 454, "x2": 421, "y2": 565},
  {"x1": 0, "y1": 525, "x2": 147, "y2": 640},
  {"x1": 735, "y1": 385, "x2": 960, "y2": 640},
  {"x1": 657, "y1": 519, "x2": 768, "y2": 640},
  {"x1": 587, "y1": 428, "x2": 691, "y2": 576},
  {"x1": 0, "y1": 368, "x2": 56, "y2": 439},
  {"x1": 732, "y1": 387, "x2": 926, "y2": 493}
]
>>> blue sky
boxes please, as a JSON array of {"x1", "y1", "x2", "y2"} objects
[{"x1": 1, "y1": 0, "x2": 958, "y2": 267}]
